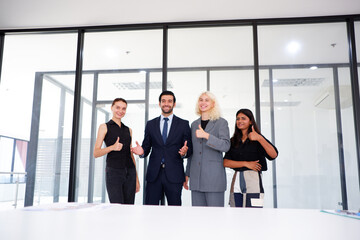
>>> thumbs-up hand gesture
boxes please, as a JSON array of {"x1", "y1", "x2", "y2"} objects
[
  {"x1": 195, "y1": 124, "x2": 209, "y2": 140},
  {"x1": 131, "y1": 141, "x2": 144, "y2": 156},
  {"x1": 112, "y1": 137, "x2": 123, "y2": 151},
  {"x1": 248, "y1": 125, "x2": 262, "y2": 142},
  {"x1": 178, "y1": 141, "x2": 188, "y2": 157}
]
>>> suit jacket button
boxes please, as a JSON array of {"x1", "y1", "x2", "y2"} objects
[{"x1": 199, "y1": 152, "x2": 201, "y2": 154}]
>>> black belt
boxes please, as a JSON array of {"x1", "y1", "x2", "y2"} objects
[{"x1": 161, "y1": 163, "x2": 166, "y2": 168}]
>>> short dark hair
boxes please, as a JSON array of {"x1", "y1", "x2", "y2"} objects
[
  {"x1": 159, "y1": 90, "x2": 176, "y2": 103},
  {"x1": 111, "y1": 98, "x2": 127, "y2": 106}
]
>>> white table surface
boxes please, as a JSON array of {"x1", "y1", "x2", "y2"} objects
[{"x1": 0, "y1": 203, "x2": 359, "y2": 240}]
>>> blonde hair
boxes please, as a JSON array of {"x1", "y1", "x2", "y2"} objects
[{"x1": 195, "y1": 91, "x2": 221, "y2": 121}]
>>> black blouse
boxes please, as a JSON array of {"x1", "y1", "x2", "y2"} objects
[
  {"x1": 104, "y1": 120, "x2": 134, "y2": 169},
  {"x1": 223, "y1": 135, "x2": 278, "y2": 172},
  {"x1": 201, "y1": 119, "x2": 209, "y2": 130}
]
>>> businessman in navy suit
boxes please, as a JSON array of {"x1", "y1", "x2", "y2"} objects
[{"x1": 131, "y1": 91, "x2": 192, "y2": 205}]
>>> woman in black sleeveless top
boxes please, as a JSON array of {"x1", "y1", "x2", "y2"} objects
[{"x1": 94, "y1": 98, "x2": 140, "y2": 204}]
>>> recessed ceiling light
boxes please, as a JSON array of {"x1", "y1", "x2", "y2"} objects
[
  {"x1": 105, "y1": 49, "x2": 117, "y2": 58},
  {"x1": 140, "y1": 70, "x2": 146, "y2": 74},
  {"x1": 273, "y1": 79, "x2": 278, "y2": 82},
  {"x1": 310, "y1": 66, "x2": 318, "y2": 70},
  {"x1": 286, "y1": 41, "x2": 301, "y2": 54}
]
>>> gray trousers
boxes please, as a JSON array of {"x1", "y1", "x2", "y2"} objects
[{"x1": 191, "y1": 190, "x2": 224, "y2": 207}]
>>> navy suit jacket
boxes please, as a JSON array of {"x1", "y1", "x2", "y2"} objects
[{"x1": 142, "y1": 115, "x2": 192, "y2": 184}]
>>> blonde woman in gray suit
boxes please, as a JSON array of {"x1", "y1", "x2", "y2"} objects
[{"x1": 184, "y1": 91, "x2": 230, "y2": 207}]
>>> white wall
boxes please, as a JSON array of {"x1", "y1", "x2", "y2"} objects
[{"x1": 0, "y1": 0, "x2": 359, "y2": 29}]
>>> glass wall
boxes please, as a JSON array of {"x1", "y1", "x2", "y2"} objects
[
  {"x1": 0, "y1": 17, "x2": 359, "y2": 210},
  {"x1": 258, "y1": 22, "x2": 355, "y2": 209},
  {"x1": 80, "y1": 29, "x2": 163, "y2": 204},
  {"x1": 259, "y1": 69, "x2": 275, "y2": 208},
  {"x1": 338, "y1": 67, "x2": 359, "y2": 211},
  {"x1": 0, "y1": 136, "x2": 27, "y2": 209},
  {"x1": 168, "y1": 26, "x2": 254, "y2": 206},
  {"x1": 350, "y1": 20, "x2": 360, "y2": 210},
  {"x1": 0, "y1": 33, "x2": 78, "y2": 206}
]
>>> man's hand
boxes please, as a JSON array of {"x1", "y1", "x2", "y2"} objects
[
  {"x1": 136, "y1": 178, "x2": 140, "y2": 193},
  {"x1": 131, "y1": 141, "x2": 144, "y2": 155},
  {"x1": 178, "y1": 141, "x2": 188, "y2": 157},
  {"x1": 183, "y1": 176, "x2": 189, "y2": 190}
]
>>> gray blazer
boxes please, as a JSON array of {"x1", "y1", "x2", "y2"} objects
[{"x1": 185, "y1": 117, "x2": 230, "y2": 192}]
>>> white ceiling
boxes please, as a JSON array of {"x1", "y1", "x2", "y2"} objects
[{"x1": 0, "y1": 0, "x2": 359, "y2": 29}]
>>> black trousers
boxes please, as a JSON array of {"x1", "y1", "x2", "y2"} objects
[{"x1": 105, "y1": 166, "x2": 136, "y2": 204}]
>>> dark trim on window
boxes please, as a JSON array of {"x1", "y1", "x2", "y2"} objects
[
  {"x1": 268, "y1": 68, "x2": 278, "y2": 208},
  {"x1": 10, "y1": 140, "x2": 16, "y2": 183},
  {"x1": 35, "y1": 63, "x2": 356, "y2": 76},
  {"x1": 68, "y1": 29, "x2": 84, "y2": 202},
  {"x1": 144, "y1": 71, "x2": 150, "y2": 204},
  {"x1": 102, "y1": 113, "x2": 110, "y2": 203},
  {"x1": 162, "y1": 25, "x2": 168, "y2": 91},
  {"x1": 346, "y1": 18, "x2": 360, "y2": 193},
  {"x1": 1, "y1": 14, "x2": 360, "y2": 34},
  {"x1": 333, "y1": 67, "x2": 348, "y2": 210},
  {"x1": 24, "y1": 72, "x2": 43, "y2": 206},
  {"x1": 252, "y1": 22, "x2": 261, "y2": 128},
  {"x1": 87, "y1": 73, "x2": 99, "y2": 203},
  {"x1": 0, "y1": 33, "x2": 4, "y2": 85},
  {"x1": 207, "y1": 70, "x2": 210, "y2": 91}
]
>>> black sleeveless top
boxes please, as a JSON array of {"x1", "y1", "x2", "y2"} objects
[{"x1": 104, "y1": 120, "x2": 134, "y2": 169}]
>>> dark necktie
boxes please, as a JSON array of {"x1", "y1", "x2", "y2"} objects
[
  {"x1": 161, "y1": 118, "x2": 169, "y2": 165},
  {"x1": 162, "y1": 117, "x2": 169, "y2": 144}
]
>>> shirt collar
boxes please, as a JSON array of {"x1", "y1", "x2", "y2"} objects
[
  {"x1": 109, "y1": 119, "x2": 122, "y2": 127},
  {"x1": 161, "y1": 114, "x2": 173, "y2": 122}
]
